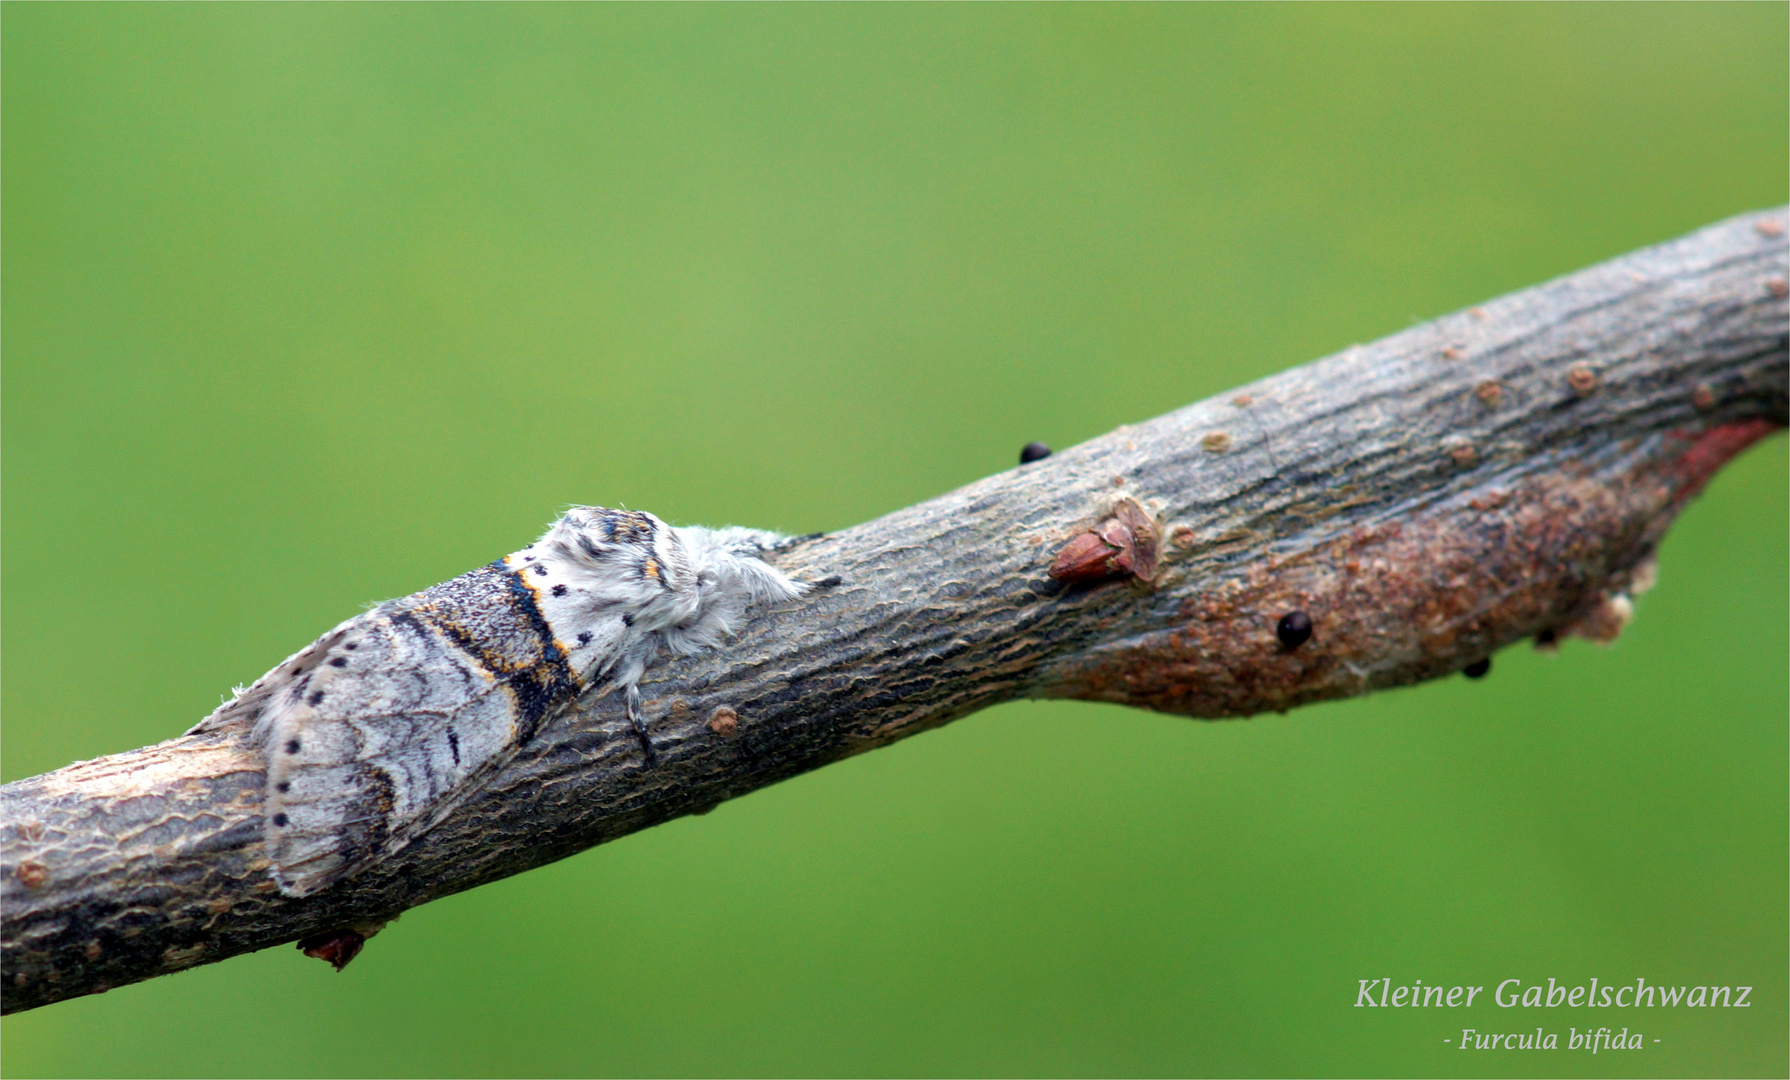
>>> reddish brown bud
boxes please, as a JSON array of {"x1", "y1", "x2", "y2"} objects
[
  {"x1": 298, "y1": 929, "x2": 366, "y2": 972},
  {"x1": 1048, "y1": 497, "x2": 1160, "y2": 585},
  {"x1": 1097, "y1": 519, "x2": 1132, "y2": 549},
  {"x1": 1109, "y1": 498, "x2": 1160, "y2": 582},
  {"x1": 1048, "y1": 531, "x2": 1124, "y2": 584}
]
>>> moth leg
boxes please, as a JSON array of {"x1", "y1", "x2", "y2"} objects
[{"x1": 625, "y1": 681, "x2": 657, "y2": 766}]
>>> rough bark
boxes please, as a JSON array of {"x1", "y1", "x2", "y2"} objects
[{"x1": 4, "y1": 209, "x2": 1786, "y2": 1014}]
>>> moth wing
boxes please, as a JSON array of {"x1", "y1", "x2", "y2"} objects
[
  {"x1": 261, "y1": 610, "x2": 528, "y2": 896},
  {"x1": 186, "y1": 614, "x2": 367, "y2": 736}
]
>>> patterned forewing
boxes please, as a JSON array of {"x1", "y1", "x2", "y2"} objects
[
  {"x1": 264, "y1": 563, "x2": 581, "y2": 895},
  {"x1": 202, "y1": 507, "x2": 801, "y2": 897}
]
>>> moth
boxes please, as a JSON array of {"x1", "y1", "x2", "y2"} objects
[{"x1": 189, "y1": 507, "x2": 812, "y2": 897}]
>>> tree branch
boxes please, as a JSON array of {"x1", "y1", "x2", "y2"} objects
[{"x1": 4, "y1": 209, "x2": 1785, "y2": 1013}]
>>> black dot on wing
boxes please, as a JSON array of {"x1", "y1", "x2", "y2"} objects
[
  {"x1": 286, "y1": 739, "x2": 301, "y2": 754},
  {"x1": 622, "y1": 613, "x2": 634, "y2": 627},
  {"x1": 272, "y1": 813, "x2": 289, "y2": 827},
  {"x1": 344, "y1": 642, "x2": 358, "y2": 650},
  {"x1": 534, "y1": 565, "x2": 549, "y2": 575},
  {"x1": 329, "y1": 657, "x2": 348, "y2": 667},
  {"x1": 578, "y1": 631, "x2": 593, "y2": 645},
  {"x1": 308, "y1": 690, "x2": 325, "y2": 705},
  {"x1": 275, "y1": 781, "x2": 290, "y2": 793},
  {"x1": 552, "y1": 584, "x2": 568, "y2": 596}
]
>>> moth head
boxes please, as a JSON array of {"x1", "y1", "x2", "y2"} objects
[
  {"x1": 645, "y1": 525, "x2": 806, "y2": 654},
  {"x1": 679, "y1": 526, "x2": 809, "y2": 606}
]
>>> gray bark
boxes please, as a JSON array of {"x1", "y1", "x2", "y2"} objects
[{"x1": 4, "y1": 208, "x2": 1786, "y2": 1014}]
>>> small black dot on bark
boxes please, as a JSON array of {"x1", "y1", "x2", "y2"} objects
[
  {"x1": 1277, "y1": 610, "x2": 1313, "y2": 649},
  {"x1": 1020, "y1": 442, "x2": 1053, "y2": 464},
  {"x1": 1464, "y1": 658, "x2": 1492, "y2": 679}
]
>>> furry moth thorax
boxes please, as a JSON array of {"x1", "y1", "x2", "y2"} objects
[
  {"x1": 527, "y1": 508, "x2": 808, "y2": 666},
  {"x1": 189, "y1": 506, "x2": 811, "y2": 897}
]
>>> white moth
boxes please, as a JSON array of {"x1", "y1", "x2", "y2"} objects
[{"x1": 189, "y1": 507, "x2": 810, "y2": 898}]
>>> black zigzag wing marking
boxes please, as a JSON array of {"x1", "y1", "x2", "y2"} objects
[{"x1": 264, "y1": 563, "x2": 585, "y2": 896}]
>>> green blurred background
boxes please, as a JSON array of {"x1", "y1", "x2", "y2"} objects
[{"x1": 3, "y1": 4, "x2": 1785, "y2": 1077}]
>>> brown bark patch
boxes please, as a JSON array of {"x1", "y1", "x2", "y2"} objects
[{"x1": 1038, "y1": 423, "x2": 1780, "y2": 718}]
